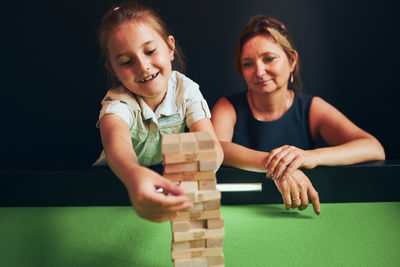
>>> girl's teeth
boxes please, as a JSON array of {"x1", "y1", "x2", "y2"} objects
[{"x1": 140, "y1": 73, "x2": 157, "y2": 83}]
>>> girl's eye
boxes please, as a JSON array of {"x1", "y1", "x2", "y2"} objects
[
  {"x1": 242, "y1": 62, "x2": 252, "y2": 68},
  {"x1": 120, "y1": 60, "x2": 131, "y2": 66}
]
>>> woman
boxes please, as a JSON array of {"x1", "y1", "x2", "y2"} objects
[{"x1": 211, "y1": 15, "x2": 385, "y2": 214}]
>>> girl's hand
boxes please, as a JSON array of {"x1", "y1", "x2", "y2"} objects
[
  {"x1": 126, "y1": 166, "x2": 193, "y2": 222},
  {"x1": 272, "y1": 169, "x2": 320, "y2": 215},
  {"x1": 264, "y1": 145, "x2": 318, "y2": 180}
]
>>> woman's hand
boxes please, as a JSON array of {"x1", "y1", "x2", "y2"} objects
[
  {"x1": 126, "y1": 166, "x2": 193, "y2": 222},
  {"x1": 264, "y1": 145, "x2": 318, "y2": 180},
  {"x1": 272, "y1": 169, "x2": 320, "y2": 215}
]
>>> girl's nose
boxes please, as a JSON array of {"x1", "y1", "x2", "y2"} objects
[{"x1": 136, "y1": 56, "x2": 150, "y2": 72}]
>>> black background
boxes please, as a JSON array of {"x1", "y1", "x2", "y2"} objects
[{"x1": 1, "y1": 0, "x2": 399, "y2": 170}]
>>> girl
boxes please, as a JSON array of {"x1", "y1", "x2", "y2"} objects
[{"x1": 95, "y1": 2, "x2": 223, "y2": 222}]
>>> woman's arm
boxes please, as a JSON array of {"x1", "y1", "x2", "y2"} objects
[
  {"x1": 99, "y1": 114, "x2": 193, "y2": 222},
  {"x1": 211, "y1": 97, "x2": 267, "y2": 172},
  {"x1": 265, "y1": 97, "x2": 385, "y2": 180},
  {"x1": 309, "y1": 96, "x2": 385, "y2": 165}
]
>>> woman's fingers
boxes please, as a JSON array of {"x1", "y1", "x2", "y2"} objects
[
  {"x1": 264, "y1": 146, "x2": 287, "y2": 177},
  {"x1": 298, "y1": 186, "x2": 309, "y2": 210},
  {"x1": 308, "y1": 185, "x2": 320, "y2": 215}
]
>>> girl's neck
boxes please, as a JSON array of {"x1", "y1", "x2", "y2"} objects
[
  {"x1": 142, "y1": 89, "x2": 167, "y2": 112},
  {"x1": 247, "y1": 88, "x2": 294, "y2": 121}
]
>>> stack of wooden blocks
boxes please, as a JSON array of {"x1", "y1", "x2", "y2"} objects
[{"x1": 162, "y1": 131, "x2": 225, "y2": 267}]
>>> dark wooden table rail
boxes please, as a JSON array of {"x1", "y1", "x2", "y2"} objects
[{"x1": 1, "y1": 160, "x2": 399, "y2": 206}]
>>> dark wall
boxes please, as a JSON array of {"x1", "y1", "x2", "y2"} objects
[{"x1": 1, "y1": 0, "x2": 399, "y2": 169}]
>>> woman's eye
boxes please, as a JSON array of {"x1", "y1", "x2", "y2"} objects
[
  {"x1": 146, "y1": 49, "x2": 156, "y2": 55},
  {"x1": 264, "y1": 56, "x2": 276, "y2": 62}
]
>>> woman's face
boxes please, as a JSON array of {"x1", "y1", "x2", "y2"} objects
[{"x1": 240, "y1": 34, "x2": 296, "y2": 94}]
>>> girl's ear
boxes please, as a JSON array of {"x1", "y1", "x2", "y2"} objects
[
  {"x1": 168, "y1": 35, "x2": 175, "y2": 61},
  {"x1": 105, "y1": 62, "x2": 115, "y2": 76}
]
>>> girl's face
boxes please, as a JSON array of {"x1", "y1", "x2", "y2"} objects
[
  {"x1": 240, "y1": 34, "x2": 296, "y2": 94},
  {"x1": 106, "y1": 20, "x2": 174, "y2": 103}
]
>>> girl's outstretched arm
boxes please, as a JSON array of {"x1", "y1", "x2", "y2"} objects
[{"x1": 99, "y1": 114, "x2": 193, "y2": 222}]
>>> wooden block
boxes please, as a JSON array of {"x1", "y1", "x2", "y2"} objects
[
  {"x1": 164, "y1": 162, "x2": 198, "y2": 174},
  {"x1": 174, "y1": 258, "x2": 192, "y2": 267},
  {"x1": 198, "y1": 180, "x2": 217, "y2": 191},
  {"x1": 188, "y1": 202, "x2": 203, "y2": 211},
  {"x1": 172, "y1": 209, "x2": 221, "y2": 222},
  {"x1": 203, "y1": 200, "x2": 220, "y2": 210},
  {"x1": 207, "y1": 218, "x2": 224, "y2": 229},
  {"x1": 195, "y1": 190, "x2": 221, "y2": 203},
  {"x1": 163, "y1": 150, "x2": 217, "y2": 164},
  {"x1": 192, "y1": 257, "x2": 207, "y2": 266},
  {"x1": 180, "y1": 132, "x2": 197, "y2": 152},
  {"x1": 199, "y1": 160, "x2": 217, "y2": 171},
  {"x1": 163, "y1": 171, "x2": 216, "y2": 182},
  {"x1": 172, "y1": 221, "x2": 190, "y2": 232},
  {"x1": 206, "y1": 238, "x2": 223, "y2": 248},
  {"x1": 180, "y1": 181, "x2": 198, "y2": 192},
  {"x1": 180, "y1": 181, "x2": 198, "y2": 203},
  {"x1": 190, "y1": 220, "x2": 206, "y2": 230},
  {"x1": 172, "y1": 247, "x2": 223, "y2": 260},
  {"x1": 173, "y1": 228, "x2": 224, "y2": 242},
  {"x1": 172, "y1": 239, "x2": 206, "y2": 250},
  {"x1": 173, "y1": 241, "x2": 190, "y2": 251},
  {"x1": 173, "y1": 239, "x2": 206, "y2": 251},
  {"x1": 208, "y1": 255, "x2": 224, "y2": 266},
  {"x1": 162, "y1": 134, "x2": 180, "y2": 154},
  {"x1": 195, "y1": 131, "x2": 215, "y2": 150}
]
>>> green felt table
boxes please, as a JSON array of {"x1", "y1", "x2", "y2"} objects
[{"x1": 1, "y1": 202, "x2": 399, "y2": 267}]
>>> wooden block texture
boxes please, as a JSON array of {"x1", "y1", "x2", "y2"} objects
[
  {"x1": 171, "y1": 247, "x2": 223, "y2": 260},
  {"x1": 163, "y1": 171, "x2": 216, "y2": 182},
  {"x1": 195, "y1": 131, "x2": 215, "y2": 150}
]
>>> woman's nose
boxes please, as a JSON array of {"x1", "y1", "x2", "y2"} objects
[{"x1": 255, "y1": 62, "x2": 266, "y2": 77}]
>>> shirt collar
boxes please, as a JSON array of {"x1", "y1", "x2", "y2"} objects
[{"x1": 137, "y1": 71, "x2": 179, "y2": 122}]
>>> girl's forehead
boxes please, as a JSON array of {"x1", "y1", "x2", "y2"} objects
[
  {"x1": 109, "y1": 21, "x2": 161, "y2": 46},
  {"x1": 114, "y1": 20, "x2": 155, "y2": 35},
  {"x1": 106, "y1": 19, "x2": 166, "y2": 58}
]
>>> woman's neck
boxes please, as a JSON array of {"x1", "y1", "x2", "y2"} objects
[{"x1": 247, "y1": 88, "x2": 294, "y2": 121}]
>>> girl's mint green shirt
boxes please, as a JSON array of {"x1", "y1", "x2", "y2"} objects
[{"x1": 94, "y1": 71, "x2": 211, "y2": 166}]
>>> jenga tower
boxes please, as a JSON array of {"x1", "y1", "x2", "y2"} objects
[{"x1": 162, "y1": 132, "x2": 225, "y2": 267}]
